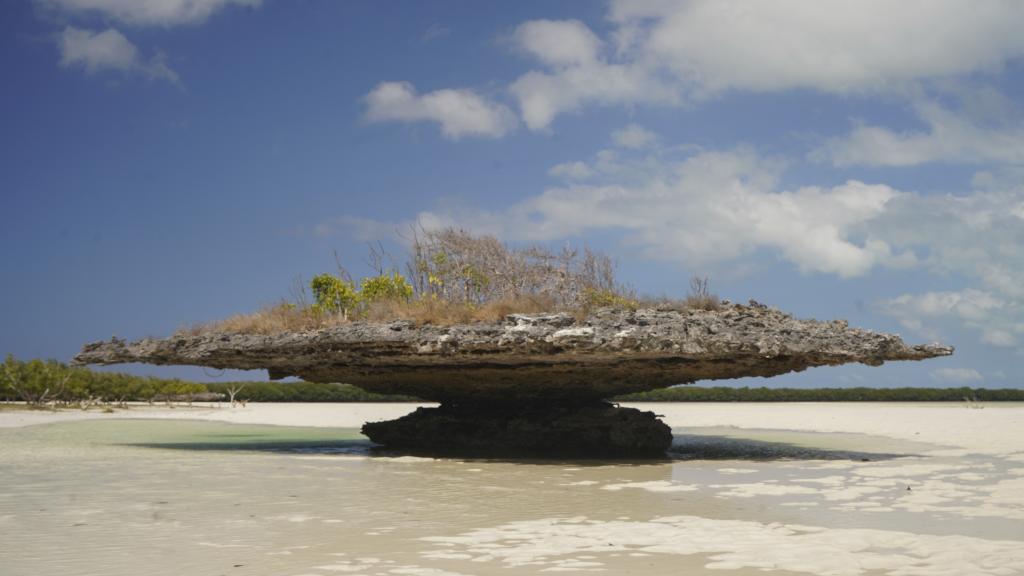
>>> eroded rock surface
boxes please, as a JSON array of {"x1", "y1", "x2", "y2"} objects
[{"x1": 75, "y1": 304, "x2": 952, "y2": 403}]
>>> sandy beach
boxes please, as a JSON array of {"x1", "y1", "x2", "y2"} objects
[
  {"x1": 2, "y1": 402, "x2": 1023, "y2": 576},
  {"x1": 3, "y1": 401, "x2": 1022, "y2": 454}
]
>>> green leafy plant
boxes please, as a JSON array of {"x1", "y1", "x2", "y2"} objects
[
  {"x1": 360, "y1": 272, "x2": 414, "y2": 303},
  {"x1": 310, "y1": 273, "x2": 360, "y2": 319},
  {"x1": 2, "y1": 355, "x2": 68, "y2": 405}
]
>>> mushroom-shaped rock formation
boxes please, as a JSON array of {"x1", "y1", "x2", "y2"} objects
[{"x1": 74, "y1": 304, "x2": 952, "y2": 456}]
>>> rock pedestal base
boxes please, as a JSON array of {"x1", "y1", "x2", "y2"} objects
[{"x1": 361, "y1": 402, "x2": 673, "y2": 457}]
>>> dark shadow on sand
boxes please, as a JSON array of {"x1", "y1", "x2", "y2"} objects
[
  {"x1": 125, "y1": 433, "x2": 912, "y2": 464},
  {"x1": 670, "y1": 433, "x2": 911, "y2": 461},
  {"x1": 123, "y1": 438, "x2": 375, "y2": 455}
]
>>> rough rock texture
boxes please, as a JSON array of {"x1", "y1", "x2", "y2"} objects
[
  {"x1": 74, "y1": 304, "x2": 951, "y2": 456},
  {"x1": 75, "y1": 304, "x2": 952, "y2": 403},
  {"x1": 361, "y1": 402, "x2": 673, "y2": 456}
]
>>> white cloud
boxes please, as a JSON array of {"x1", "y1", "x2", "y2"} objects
[
  {"x1": 500, "y1": 3, "x2": 1024, "y2": 128},
  {"x1": 816, "y1": 101, "x2": 1024, "y2": 167},
  {"x1": 364, "y1": 81, "x2": 517, "y2": 140},
  {"x1": 329, "y1": 145, "x2": 1024, "y2": 294},
  {"x1": 59, "y1": 26, "x2": 179, "y2": 85},
  {"x1": 867, "y1": 182, "x2": 1024, "y2": 348},
  {"x1": 509, "y1": 60, "x2": 674, "y2": 131},
  {"x1": 867, "y1": 188, "x2": 1024, "y2": 299},
  {"x1": 414, "y1": 148, "x2": 909, "y2": 278},
  {"x1": 45, "y1": 0, "x2": 259, "y2": 84},
  {"x1": 880, "y1": 289, "x2": 1024, "y2": 348},
  {"x1": 421, "y1": 23, "x2": 451, "y2": 43},
  {"x1": 508, "y1": 19, "x2": 676, "y2": 130},
  {"x1": 984, "y1": 330, "x2": 1018, "y2": 347},
  {"x1": 513, "y1": 19, "x2": 602, "y2": 67},
  {"x1": 609, "y1": 0, "x2": 1024, "y2": 94},
  {"x1": 612, "y1": 123, "x2": 658, "y2": 148},
  {"x1": 548, "y1": 161, "x2": 594, "y2": 180},
  {"x1": 930, "y1": 367, "x2": 984, "y2": 384},
  {"x1": 38, "y1": 0, "x2": 260, "y2": 26},
  {"x1": 324, "y1": 139, "x2": 1024, "y2": 350}
]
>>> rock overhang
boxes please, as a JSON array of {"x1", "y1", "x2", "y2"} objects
[{"x1": 74, "y1": 304, "x2": 953, "y2": 403}]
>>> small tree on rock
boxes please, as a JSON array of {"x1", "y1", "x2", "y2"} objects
[{"x1": 310, "y1": 274, "x2": 360, "y2": 319}]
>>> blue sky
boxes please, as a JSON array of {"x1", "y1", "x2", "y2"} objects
[{"x1": 3, "y1": 0, "x2": 1024, "y2": 388}]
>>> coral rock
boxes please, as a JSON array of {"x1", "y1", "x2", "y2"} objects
[{"x1": 74, "y1": 305, "x2": 953, "y2": 403}]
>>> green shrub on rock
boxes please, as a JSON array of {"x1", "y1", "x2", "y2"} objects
[
  {"x1": 360, "y1": 272, "x2": 414, "y2": 303},
  {"x1": 310, "y1": 274, "x2": 360, "y2": 318}
]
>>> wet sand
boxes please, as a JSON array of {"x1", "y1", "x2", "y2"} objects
[{"x1": 1, "y1": 402, "x2": 1022, "y2": 575}]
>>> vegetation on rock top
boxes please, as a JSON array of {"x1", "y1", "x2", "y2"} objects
[{"x1": 184, "y1": 228, "x2": 720, "y2": 335}]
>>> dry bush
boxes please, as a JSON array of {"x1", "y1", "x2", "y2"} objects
[
  {"x1": 471, "y1": 294, "x2": 557, "y2": 322},
  {"x1": 187, "y1": 228, "x2": 653, "y2": 334},
  {"x1": 407, "y1": 228, "x2": 629, "y2": 309},
  {"x1": 684, "y1": 276, "x2": 721, "y2": 311},
  {"x1": 363, "y1": 297, "x2": 476, "y2": 325},
  {"x1": 637, "y1": 276, "x2": 721, "y2": 312},
  {"x1": 180, "y1": 302, "x2": 341, "y2": 335},
  {"x1": 362, "y1": 294, "x2": 557, "y2": 325}
]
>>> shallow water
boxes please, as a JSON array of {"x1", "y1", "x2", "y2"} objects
[{"x1": 2, "y1": 417, "x2": 1022, "y2": 575}]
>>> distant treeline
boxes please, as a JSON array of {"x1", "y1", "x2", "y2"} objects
[
  {"x1": 0, "y1": 356, "x2": 412, "y2": 406},
  {"x1": 3, "y1": 356, "x2": 1023, "y2": 406},
  {"x1": 615, "y1": 386, "x2": 1024, "y2": 402},
  {"x1": 204, "y1": 382, "x2": 418, "y2": 403},
  {"x1": 1, "y1": 355, "x2": 207, "y2": 406}
]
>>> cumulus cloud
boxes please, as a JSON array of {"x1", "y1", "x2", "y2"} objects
[
  {"x1": 407, "y1": 148, "x2": 910, "y2": 278},
  {"x1": 327, "y1": 136, "x2": 1024, "y2": 349},
  {"x1": 499, "y1": 2, "x2": 1024, "y2": 128},
  {"x1": 608, "y1": 0, "x2": 1024, "y2": 94},
  {"x1": 359, "y1": 3, "x2": 1024, "y2": 132},
  {"x1": 612, "y1": 123, "x2": 658, "y2": 148},
  {"x1": 815, "y1": 100, "x2": 1024, "y2": 167},
  {"x1": 364, "y1": 81, "x2": 517, "y2": 140},
  {"x1": 930, "y1": 367, "x2": 984, "y2": 384},
  {"x1": 509, "y1": 19, "x2": 677, "y2": 130},
  {"x1": 59, "y1": 26, "x2": 180, "y2": 85},
  {"x1": 880, "y1": 289, "x2": 1024, "y2": 348},
  {"x1": 513, "y1": 19, "x2": 603, "y2": 67},
  {"x1": 870, "y1": 185, "x2": 1024, "y2": 348},
  {"x1": 38, "y1": 0, "x2": 260, "y2": 26},
  {"x1": 868, "y1": 187, "x2": 1024, "y2": 299},
  {"x1": 868, "y1": 176, "x2": 1024, "y2": 348},
  {"x1": 548, "y1": 161, "x2": 594, "y2": 180},
  {"x1": 327, "y1": 142, "x2": 1024, "y2": 293},
  {"x1": 43, "y1": 0, "x2": 258, "y2": 84}
]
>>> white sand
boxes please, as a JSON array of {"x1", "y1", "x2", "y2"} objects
[
  {"x1": 636, "y1": 402, "x2": 1024, "y2": 455},
  {"x1": 0, "y1": 402, "x2": 426, "y2": 430},
  {"x1": 4, "y1": 401, "x2": 1023, "y2": 575},
  {"x1": 422, "y1": 515, "x2": 1024, "y2": 576},
  {"x1": 2, "y1": 401, "x2": 1022, "y2": 455}
]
